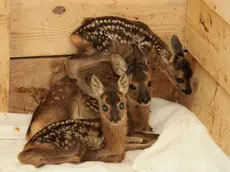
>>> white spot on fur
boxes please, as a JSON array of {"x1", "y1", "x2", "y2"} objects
[{"x1": 54, "y1": 97, "x2": 60, "y2": 100}]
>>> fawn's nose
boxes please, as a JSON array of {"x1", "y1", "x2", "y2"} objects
[
  {"x1": 111, "y1": 108, "x2": 121, "y2": 123},
  {"x1": 182, "y1": 88, "x2": 192, "y2": 95},
  {"x1": 111, "y1": 116, "x2": 121, "y2": 123},
  {"x1": 141, "y1": 97, "x2": 150, "y2": 104}
]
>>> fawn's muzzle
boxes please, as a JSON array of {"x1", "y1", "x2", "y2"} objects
[
  {"x1": 182, "y1": 82, "x2": 192, "y2": 95},
  {"x1": 141, "y1": 97, "x2": 150, "y2": 104},
  {"x1": 110, "y1": 108, "x2": 121, "y2": 123},
  {"x1": 182, "y1": 88, "x2": 192, "y2": 95},
  {"x1": 139, "y1": 91, "x2": 151, "y2": 105}
]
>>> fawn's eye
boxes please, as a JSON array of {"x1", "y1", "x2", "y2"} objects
[
  {"x1": 147, "y1": 81, "x2": 152, "y2": 87},
  {"x1": 176, "y1": 77, "x2": 184, "y2": 83},
  {"x1": 129, "y1": 84, "x2": 136, "y2": 90},
  {"x1": 119, "y1": 103, "x2": 124, "y2": 109},
  {"x1": 102, "y1": 105, "x2": 108, "y2": 112}
]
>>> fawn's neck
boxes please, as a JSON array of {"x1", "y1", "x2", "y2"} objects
[{"x1": 101, "y1": 115, "x2": 128, "y2": 152}]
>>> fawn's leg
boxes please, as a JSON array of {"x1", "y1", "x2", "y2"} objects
[
  {"x1": 125, "y1": 139, "x2": 156, "y2": 151},
  {"x1": 125, "y1": 132, "x2": 159, "y2": 144},
  {"x1": 70, "y1": 34, "x2": 98, "y2": 56},
  {"x1": 128, "y1": 131, "x2": 159, "y2": 142},
  {"x1": 126, "y1": 136, "x2": 143, "y2": 143},
  {"x1": 83, "y1": 148, "x2": 125, "y2": 163},
  {"x1": 65, "y1": 55, "x2": 107, "y2": 79},
  {"x1": 18, "y1": 143, "x2": 85, "y2": 167},
  {"x1": 40, "y1": 156, "x2": 81, "y2": 166},
  {"x1": 65, "y1": 55, "x2": 111, "y2": 99}
]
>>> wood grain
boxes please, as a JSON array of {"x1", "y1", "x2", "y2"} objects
[
  {"x1": 10, "y1": 0, "x2": 187, "y2": 57},
  {"x1": 0, "y1": 0, "x2": 10, "y2": 112},
  {"x1": 9, "y1": 57, "x2": 179, "y2": 114},
  {"x1": 179, "y1": 55, "x2": 230, "y2": 156},
  {"x1": 9, "y1": 57, "x2": 66, "y2": 113},
  {"x1": 185, "y1": 0, "x2": 230, "y2": 96},
  {"x1": 203, "y1": 0, "x2": 230, "y2": 25}
]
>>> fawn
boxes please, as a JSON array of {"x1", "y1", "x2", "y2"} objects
[
  {"x1": 66, "y1": 45, "x2": 153, "y2": 133},
  {"x1": 70, "y1": 16, "x2": 171, "y2": 59},
  {"x1": 26, "y1": 53, "x2": 125, "y2": 140},
  {"x1": 164, "y1": 35, "x2": 193, "y2": 95},
  {"x1": 70, "y1": 16, "x2": 192, "y2": 95},
  {"x1": 18, "y1": 74, "x2": 157, "y2": 167},
  {"x1": 26, "y1": 53, "x2": 157, "y2": 142},
  {"x1": 25, "y1": 76, "x2": 99, "y2": 141}
]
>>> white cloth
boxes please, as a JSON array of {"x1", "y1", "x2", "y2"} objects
[
  {"x1": 0, "y1": 98, "x2": 229, "y2": 172},
  {"x1": 133, "y1": 98, "x2": 230, "y2": 172}
]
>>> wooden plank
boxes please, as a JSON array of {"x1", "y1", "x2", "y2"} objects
[
  {"x1": 185, "y1": 0, "x2": 230, "y2": 96},
  {"x1": 9, "y1": 57, "x2": 66, "y2": 113},
  {"x1": 0, "y1": 0, "x2": 10, "y2": 112},
  {"x1": 179, "y1": 57, "x2": 230, "y2": 156},
  {"x1": 203, "y1": 0, "x2": 230, "y2": 25},
  {"x1": 10, "y1": 0, "x2": 187, "y2": 57},
  {"x1": 9, "y1": 57, "x2": 178, "y2": 114}
]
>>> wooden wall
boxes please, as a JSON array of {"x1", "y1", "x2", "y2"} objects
[
  {"x1": 8, "y1": 0, "x2": 187, "y2": 113},
  {"x1": 10, "y1": 0, "x2": 187, "y2": 57},
  {"x1": 179, "y1": 0, "x2": 230, "y2": 156},
  {"x1": 0, "y1": 0, "x2": 10, "y2": 112}
]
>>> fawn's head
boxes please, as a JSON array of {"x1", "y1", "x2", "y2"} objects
[
  {"x1": 90, "y1": 73, "x2": 129, "y2": 124},
  {"x1": 166, "y1": 35, "x2": 193, "y2": 95},
  {"x1": 123, "y1": 45, "x2": 152, "y2": 106}
]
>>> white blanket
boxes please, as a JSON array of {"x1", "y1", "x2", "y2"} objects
[{"x1": 0, "y1": 98, "x2": 230, "y2": 172}]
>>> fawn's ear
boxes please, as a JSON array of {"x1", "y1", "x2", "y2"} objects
[
  {"x1": 90, "y1": 75, "x2": 105, "y2": 97},
  {"x1": 111, "y1": 54, "x2": 127, "y2": 76},
  {"x1": 171, "y1": 35, "x2": 184, "y2": 55},
  {"x1": 117, "y1": 74, "x2": 129, "y2": 94}
]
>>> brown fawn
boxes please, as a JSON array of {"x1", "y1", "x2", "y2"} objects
[
  {"x1": 25, "y1": 76, "x2": 99, "y2": 141},
  {"x1": 70, "y1": 16, "x2": 192, "y2": 95},
  {"x1": 164, "y1": 35, "x2": 193, "y2": 95},
  {"x1": 66, "y1": 45, "x2": 153, "y2": 133},
  {"x1": 18, "y1": 74, "x2": 157, "y2": 167},
  {"x1": 26, "y1": 54, "x2": 125, "y2": 140},
  {"x1": 26, "y1": 53, "x2": 157, "y2": 142}
]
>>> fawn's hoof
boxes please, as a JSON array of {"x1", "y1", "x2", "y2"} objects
[{"x1": 142, "y1": 125, "x2": 153, "y2": 133}]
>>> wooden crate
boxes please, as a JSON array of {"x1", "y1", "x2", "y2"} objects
[
  {"x1": 0, "y1": 0, "x2": 229, "y2": 155},
  {"x1": 9, "y1": 0, "x2": 187, "y2": 113},
  {"x1": 179, "y1": 0, "x2": 230, "y2": 155},
  {"x1": 0, "y1": 0, "x2": 10, "y2": 112}
]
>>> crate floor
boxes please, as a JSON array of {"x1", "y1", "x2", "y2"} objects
[{"x1": 1, "y1": 98, "x2": 230, "y2": 172}]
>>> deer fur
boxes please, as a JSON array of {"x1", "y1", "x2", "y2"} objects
[
  {"x1": 70, "y1": 16, "x2": 172, "y2": 59},
  {"x1": 25, "y1": 76, "x2": 100, "y2": 141},
  {"x1": 18, "y1": 74, "x2": 158, "y2": 167},
  {"x1": 164, "y1": 35, "x2": 193, "y2": 95},
  {"x1": 26, "y1": 53, "x2": 157, "y2": 142},
  {"x1": 70, "y1": 16, "x2": 193, "y2": 95},
  {"x1": 27, "y1": 53, "x2": 128, "y2": 141},
  {"x1": 19, "y1": 118, "x2": 104, "y2": 167},
  {"x1": 66, "y1": 48, "x2": 154, "y2": 133}
]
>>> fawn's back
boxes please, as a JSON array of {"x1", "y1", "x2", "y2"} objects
[{"x1": 26, "y1": 76, "x2": 99, "y2": 140}]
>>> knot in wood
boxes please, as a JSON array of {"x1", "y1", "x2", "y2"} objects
[{"x1": 53, "y1": 6, "x2": 66, "y2": 15}]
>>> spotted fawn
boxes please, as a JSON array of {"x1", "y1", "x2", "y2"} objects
[
  {"x1": 18, "y1": 74, "x2": 157, "y2": 167},
  {"x1": 70, "y1": 16, "x2": 192, "y2": 95},
  {"x1": 66, "y1": 47, "x2": 153, "y2": 133},
  {"x1": 70, "y1": 16, "x2": 172, "y2": 59},
  {"x1": 25, "y1": 76, "x2": 99, "y2": 141}
]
